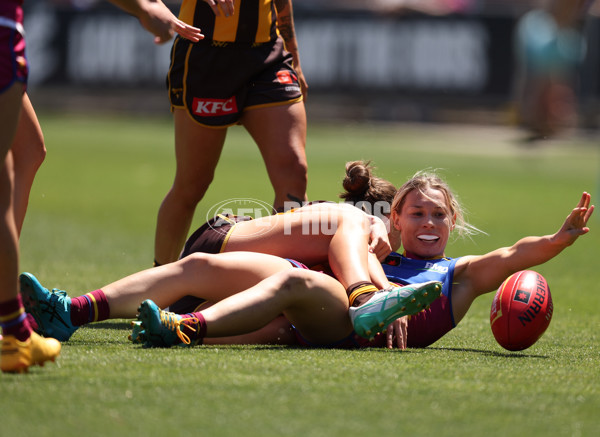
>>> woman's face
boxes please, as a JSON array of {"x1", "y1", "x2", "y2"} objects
[{"x1": 392, "y1": 187, "x2": 454, "y2": 259}]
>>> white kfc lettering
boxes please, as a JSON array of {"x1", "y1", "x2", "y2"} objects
[
  {"x1": 193, "y1": 97, "x2": 237, "y2": 116},
  {"x1": 195, "y1": 101, "x2": 210, "y2": 114}
]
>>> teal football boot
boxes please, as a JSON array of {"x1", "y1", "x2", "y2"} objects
[
  {"x1": 19, "y1": 272, "x2": 78, "y2": 342},
  {"x1": 137, "y1": 300, "x2": 200, "y2": 348}
]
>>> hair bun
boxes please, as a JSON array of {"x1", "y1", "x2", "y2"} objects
[{"x1": 342, "y1": 161, "x2": 372, "y2": 195}]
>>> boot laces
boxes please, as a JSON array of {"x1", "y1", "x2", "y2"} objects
[{"x1": 159, "y1": 311, "x2": 199, "y2": 345}]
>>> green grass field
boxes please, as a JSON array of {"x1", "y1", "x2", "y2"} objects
[{"x1": 1, "y1": 113, "x2": 599, "y2": 436}]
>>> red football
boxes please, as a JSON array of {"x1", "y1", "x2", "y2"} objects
[{"x1": 490, "y1": 270, "x2": 553, "y2": 351}]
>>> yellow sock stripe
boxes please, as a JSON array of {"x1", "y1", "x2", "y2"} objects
[
  {"x1": 348, "y1": 285, "x2": 378, "y2": 306},
  {"x1": 86, "y1": 293, "x2": 99, "y2": 322},
  {"x1": 0, "y1": 307, "x2": 25, "y2": 322}
]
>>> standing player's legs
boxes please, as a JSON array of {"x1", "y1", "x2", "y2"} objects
[
  {"x1": 0, "y1": 83, "x2": 60, "y2": 372},
  {"x1": 0, "y1": 12, "x2": 61, "y2": 372},
  {"x1": 154, "y1": 109, "x2": 228, "y2": 265},
  {"x1": 0, "y1": 83, "x2": 23, "y2": 307},
  {"x1": 242, "y1": 101, "x2": 308, "y2": 211},
  {"x1": 7, "y1": 93, "x2": 46, "y2": 235}
]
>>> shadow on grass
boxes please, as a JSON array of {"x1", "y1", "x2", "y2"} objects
[
  {"x1": 64, "y1": 321, "x2": 133, "y2": 346},
  {"x1": 195, "y1": 345, "x2": 549, "y2": 359},
  {"x1": 84, "y1": 321, "x2": 132, "y2": 331},
  {"x1": 72, "y1": 323, "x2": 549, "y2": 358},
  {"x1": 426, "y1": 346, "x2": 549, "y2": 359}
]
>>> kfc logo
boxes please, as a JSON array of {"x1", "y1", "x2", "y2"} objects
[{"x1": 193, "y1": 97, "x2": 238, "y2": 116}]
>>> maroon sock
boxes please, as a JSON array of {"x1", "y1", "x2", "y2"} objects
[
  {"x1": 25, "y1": 312, "x2": 39, "y2": 332},
  {"x1": 182, "y1": 312, "x2": 207, "y2": 345},
  {"x1": 70, "y1": 290, "x2": 110, "y2": 326},
  {"x1": 0, "y1": 295, "x2": 32, "y2": 342}
]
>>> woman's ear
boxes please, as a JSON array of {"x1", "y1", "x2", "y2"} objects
[
  {"x1": 391, "y1": 210, "x2": 401, "y2": 231},
  {"x1": 451, "y1": 212, "x2": 457, "y2": 230}
]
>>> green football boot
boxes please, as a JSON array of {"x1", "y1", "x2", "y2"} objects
[{"x1": 349, "y1": 281, "x2": 443, "y2": 339}]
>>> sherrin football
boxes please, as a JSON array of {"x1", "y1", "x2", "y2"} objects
[{"x1": 490, "y1": 270, "x2": 553, "y2": 351}]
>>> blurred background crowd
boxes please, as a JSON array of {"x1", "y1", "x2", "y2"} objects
[{"x1": 22, "y1": 0, "x2": 600, "y2": 140}]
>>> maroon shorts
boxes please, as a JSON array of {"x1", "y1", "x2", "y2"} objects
[
  {"x1": 180, "y1": 214, "x2": 254, "y2": 257},
  {"x1": 169, "y1": 214, "x2": 253, "y2": 314},
  {"x1": 0, "y1": 11, "x2": 27, "y2": 92},
  {"x1": 167, "y1": 36, "x2": 302, "y2": 127}
]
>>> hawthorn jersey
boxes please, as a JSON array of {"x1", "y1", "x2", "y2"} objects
[
  {"x1": 179, "y1": 0, "x2": 278, "y2": 44},
  {"x1": 167, "y1": 0, "x2": 302, "y2": 126}
]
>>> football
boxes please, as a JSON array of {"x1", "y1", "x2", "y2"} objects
[{"x1": 490, "y1": 270, "x2": 553, "y2": 351}]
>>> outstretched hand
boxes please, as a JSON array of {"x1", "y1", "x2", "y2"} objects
[
  {"x1": 138, "y1": 0, "x2": 204, "y2": 44},
  {"x1": 555, "y1": 192, "x2": 594, "y2": 246}
]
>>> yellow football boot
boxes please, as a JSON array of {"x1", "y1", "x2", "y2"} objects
[{"x1": 1, "y1": 331, "x2": 61, "y2": 373}]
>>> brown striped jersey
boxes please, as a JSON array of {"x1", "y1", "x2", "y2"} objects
[{"x1": 179, "y1": 0, "x2": 279, "y2": 44}]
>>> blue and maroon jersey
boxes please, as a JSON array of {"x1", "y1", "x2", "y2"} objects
[{"x1": 382, "y1": 253, "x2": 459, "y2": 301}]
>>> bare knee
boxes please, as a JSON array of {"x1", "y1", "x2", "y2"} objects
[
  {"x1": 272, "y1": 154, "x2": 307, "y2": 185},
  {"x1": 29, "y1": 133, "x2": 46, "y2": 169},
  {"x1": 285, "y1": 155, "x2": 308, "y2": 179},
  {"x1": 12, "y1": 130, "x2": 46, "y2": 175},
  {"x1": 287, "y1": 160, "x2": 308, "y2": 193},
  {"x1": 26, "y1": 136, "x2": 46, "y2": 171},
  {"x1": 276, "y1": 269, "x2": 329, "y2": 298},
  {"x1": 178, "y1": 252, "x2": 211, "y2": 268}
]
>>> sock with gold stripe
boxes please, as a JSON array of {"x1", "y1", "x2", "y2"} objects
[
  {"x1": 347, "y1": 282, "x2": 379, "y2": 308},
  {"x1": 70, "y1": 290, "x2": 110, "y2": 326},
  {"x1": 0, "y1": 295, "x2": 32, "y2": 341},
  {"x1": 182, "y1": 312, "x2": 207, "y2": 345}
]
